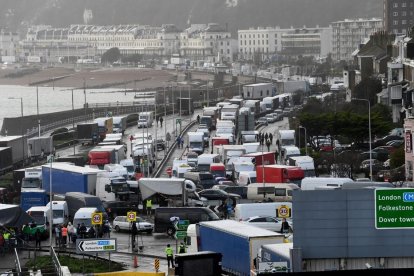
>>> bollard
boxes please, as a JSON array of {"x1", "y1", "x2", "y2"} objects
[{"x1": 133, "y1": 255, "x2": 139, "y2": 268}]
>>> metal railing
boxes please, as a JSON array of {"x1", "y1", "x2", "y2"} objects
[
  {"x1": 14, "y1": 248, "x2": 22, "y2": 275},
  {"x1": 51, "y1": 247, "x2": 63, "y2": 276}
]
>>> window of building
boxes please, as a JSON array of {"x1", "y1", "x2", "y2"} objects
[
  {"x1": 393, "y1": 2, "x2": 398, "y2": 7},
  {"x1": 402, "y1": 2, "x2": 407, "y2": 7},
  {"x1": 393, "y1": 12, "x2": 399, "y2": 16},
  {"x1": 227, "y1": 49, "x2": 230, "y2": 54},
  {"x1": 402, "y1": 20, "x2": 407, "y2": 25},
  {"x1": 266, "y1": 34, "x2": 268, "y2": 38},
  {"x1": 258, "y1": 40, "x2": 260, "y2": 45},
  {"x1": 402, "y1": 11, "x2": 407, "y2": 16},
  {"x1": 394, "y1": 20, "x2": 399, "y2": 25},
  {"x1": 240, "y1": 41, "x2": 243, "y2": 46},
  {"x1": 227, "y1": 42, "x2": 229, "y2": 46},
  {"x1": 260, "y1": 91, "x2": 263, "y2": 96}
]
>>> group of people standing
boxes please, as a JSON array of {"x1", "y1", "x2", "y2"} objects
[
  {"x1": 165, "y1": 242, "x2": 187, "y2": 268},
  {"x1": 256, "y1": 132, "x2": 274, "y2": 151}
]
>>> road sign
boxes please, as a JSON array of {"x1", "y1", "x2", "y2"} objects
[
  {"x1": 375, "y1": 189, "x2": 414, "y2": 229},
  {"x1": 154, "y1": 258, "x2": 160, "y2": 272},
  {"x1": 91, "y1": 212, "x2": 103, "y2": 225},
  {"x1": 127, "y1": 211, "x2": 137, "y2": 222},
  {"x1": 277, "y1": 205, "x2": 290, "y2": 218},
  {"x1": 174, "y1": 219, "x2": 190, "y2": 231},
  {"x1": 76, "y1": 239, "x2": 117, "y2": 253},
  {"x1": 174, "y1": 230, "x2": 187, "y2": 240}
]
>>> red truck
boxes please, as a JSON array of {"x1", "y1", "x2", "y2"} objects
[
  {"x1": 88, "y1": 148, "x2": 116, "y2": 168},
  {"x1": 210, "y1": 163, "x2": 226, "y2": 179},
  {"x1": 256, "y1": 165, "x2": 304, "y2": 184},
  {"x1": 242, "y1": 152, "x2": 275, "y2": 166}
]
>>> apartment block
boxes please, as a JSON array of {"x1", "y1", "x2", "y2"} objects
[{"x1": 384, "y1": 0, "x2": 414, "y2": 34}]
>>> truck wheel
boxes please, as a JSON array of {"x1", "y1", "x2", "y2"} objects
[{"x1": 166, "y1": 227, "x2": 175, "y2": 237}]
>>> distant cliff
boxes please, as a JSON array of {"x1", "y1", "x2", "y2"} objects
[{"x1": 2, "y1": 0, "x2": 382, "y2": 33}]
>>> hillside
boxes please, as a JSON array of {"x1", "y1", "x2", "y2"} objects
[{"x1": 1, "y1": 0, "x2": 382, "y2": 32}]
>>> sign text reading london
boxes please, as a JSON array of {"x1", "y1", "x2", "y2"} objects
[{"x1": 375, "y1": 189, "x2": 414, "y2": 229}]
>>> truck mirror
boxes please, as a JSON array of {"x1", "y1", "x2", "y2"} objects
[{"x1": 105, "y1": 184, "x2": 111, "y2": 193}]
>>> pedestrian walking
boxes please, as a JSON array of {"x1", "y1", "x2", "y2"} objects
[
  {"x1": 280, "y1": 218, "x2": 290, "y2": 234},
  {"x1": 176, "y1": 136, "x2": 181, "y2": 148},
  {"x1": 79, "y1": 223, "x2": 87, "y2": 239},
  {"x1": 269, "y1": 133, "x2": 273, "y2": 144},
  {"x1": 160, "y1": 116, "x2": 163, "y2": 127},
  {"x1": 156, "y1": 116, "x2": 160, "y2": 127},
  {"x1": 266, "y1": 139, "x2": 271, "y2": 151},
  {"x1": 165, "y1": 244, "x2": 174, "y2": 268},
  {"x1": 265, "y1": 132, "x2": 269, "y2": 141},
  {"x1": 197, "y1": 115, "x2": 200, "y2": 124},
  {"x1": 261, "y1": 136, "x2": 265, "y2": 146},
  {"x1": 103, "y1": 221, "x2": 111, "y2": 238},
  {"x1": 61, "y1": 224, "x2": 68, "y2": 246},
  {"x1": 35, "y1": 229, "x2": 41, "y2": 249},
  {"x1": 180, "y1": 137, "x2": 184, "y2": 149},
  {"x1": 146, "y1": 199, "x2": 152, "y2": 216}
]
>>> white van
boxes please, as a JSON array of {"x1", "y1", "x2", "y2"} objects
[
  {"x1": 237, "y1": 171, "x2": 257, "y2": 186},
  {"x1": 45, "y1": 201, "x2": 69, "y2": 226},
  {"x1": 246, "y1": 183, "x2": 299, "y2": 202},
  {"x1": 73, "y1": 207, "x2": 98, "y2": 229},
  {"x1": 234, "y1": 202, "x2": 293, "y2": 221},
  {"x1": 300, "y1": 177, "x2": 353, "y2": 190},
  {"x1": 27, "y1": 206, "x2": 49, "y2": 226}
]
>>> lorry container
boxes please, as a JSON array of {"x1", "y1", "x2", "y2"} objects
[
  {"x1": 243, "y1": 100, "x2": 261, "y2": 118},
  {"x1": 94, "y1": 117, "x2": 113, "y2": 140},
  {"x1": 242, "y1": 83, "x2": 274, "y2": 100},
  {"x1": 262, "y1": 96, "x2": 279, "y2": 112},
  {"x1": 238, "y1": 107, "x2": 255, "y2": 133},
  {"x1": 97, "y1": 145, "x2": 126, "y2": 164},
  {"x1": 27, "y1": 136, "x2": 53, "y2": 159},
  {"x1": 65, "y1": 192, "x2": 107, "y2": 220},
  {"x1": 259, "y1": 243, "x2": 292, "y2": 273},
  {"x1": 280, "y1": 146, "x2": 300, "y2": 164},
  {"x1": 0, "y1": 147, "x2": 13, "y2": 174},
  {"x1": 112, "y1": 116, "x2": 127, "y2": 134},
  {"x1": 240, "y1": 131, "x2": 259, "y2": 144},
  {"x1": 228, "y1": 98, "x2": 244, "y2": 107},
  {"x1": 138, "y1": 112, "x2": 154, "y2": 128},
  {"x1": 210, "y1": 163, "x2": 226, "y2": 179},
  {"x1": 88, "y1": 148, "x2": 117, "y2": 168},
  {"x1": 242, "y1": 152, "x2": 275, "y2": 166},
  {"x1": 256, "y1": 165, "x2": 305, "y2": 184},
  {"x1": 220, "y1": 105, "x2": 239, "y2": 121},
  {"x1": 197, "y1": 154, "x2": 221, "y2": 172},
  {"x1": 20, "y1": 189, "x2": 49, "y2": 211},
  {"x1": 196, "y1": 220, "x2": 284, "y2": 276},
  {"x1": 211, "y1": 137, "x2": 229, "y2": 151},
  {"x1": 0, "y1": 135, "x2": 28, "y2": 166},
  {"x1": 42, "y1": 163, "x2": 101, "y2": 195},
  {"x1": 77, "y1": 122, "x2": 99, "y2": 145},
  {"x1": 177, "y1": 98, "x2": 194, "y2": 115},
  {"x1": 187, "y1": 132, "x2": 204, "y2": 155},
  {"x1": 300, "y1": 177, "x2": 353, "y2": 190},
  {"x1": 55, "y1": 154, "x2": 88, "y2": 166},
  {"x1": 202, "y1": 107, "x2": 220, "y2": 128}
]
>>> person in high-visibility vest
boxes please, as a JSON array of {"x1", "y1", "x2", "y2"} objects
[
  {"x1": 178, "y1": 242, "x2": 187, "y2": 253},
  {"x1": 146, "y1": 199, "x2": 152, "y2": 216},
  {"x1": 165, "y1": 244, "x2": 174, "y2": 268}
]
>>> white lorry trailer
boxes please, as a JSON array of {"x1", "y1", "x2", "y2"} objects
[{"x1": 187, "y1": 132, "x2": 204, "y2": 155}]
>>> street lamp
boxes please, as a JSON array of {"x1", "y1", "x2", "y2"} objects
[
  {"x1": 299, "y1": 125, "x2": 308, "y2": 156},
  {"x1": 8, "y1": 97, "x2": 24, "y2": 164},
  {"x1": 352, "y1": 98, "x2": 372, "y2": 181}
]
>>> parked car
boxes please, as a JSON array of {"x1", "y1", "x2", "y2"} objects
[
  {"x1": 112, "y1": 216, "x2": 153, "y2": 234},
  {"x1": 360, "y1": 159, "x2": 382, "y2": 170},
  {"x1": 256, "y1": 117, "x2": 268, "y2": 126},
  {"x1": 198, "y1": 189, "x2": 241, "y2": 201},
  {"x1": 265, "y1": 114, "x2": 276, "y2": 123},
  {"x1": 374, "y1": 135, "x2": 403, "y2": 147},
  {"x1": 386, "y1": 140, "x2": 404, "y2": 148},
  {"x1": 242, "y1": 216, "x2": 293, "y2": 232}
]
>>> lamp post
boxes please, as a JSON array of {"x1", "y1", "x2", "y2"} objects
[
  {"x1": 352, "y1": 98, "x2": 372, "y2": 181},
  {"x1": 299, "y1": 125, "x2": 308, "y2": 156},
  {"x1": 37, "y1": 86, "x2": 40, "y2": 137},
  {"x1": 8, "y1": 97, "x2": 24, "y2": 164}
]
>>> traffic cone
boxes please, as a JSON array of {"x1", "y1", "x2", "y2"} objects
[{"x1": 133, "y1": 255, "x2": 139, "y2": 268}]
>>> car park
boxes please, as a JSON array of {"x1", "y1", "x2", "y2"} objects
[
  {"x1": 242, "y1": 215, "x2": 292, "y2": 232},
  {"x1": 112, "y1": 216, "x2": 154, "y2": 234}
]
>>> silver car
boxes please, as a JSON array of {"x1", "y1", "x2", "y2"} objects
[
  {"x1": 112, "y1": 216, "x2": 153, "y2": 234},
  {"x1": 242, "y1": 216, "x2": 293, "y2": 232}
]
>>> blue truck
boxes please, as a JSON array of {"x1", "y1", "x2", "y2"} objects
[
  {"x1": 20, "y1": 189, "x2": 49, "y2": 211},
  {"x1": 197, "y1": 220, "x2": 284, "y2": 276},
  {"x1": 42, "y1": 163, "x2": 102, "y2": 195}
]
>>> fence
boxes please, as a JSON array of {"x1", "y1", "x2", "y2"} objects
[{"x1": 51, "y1": 247, "x2": 64, "y2": 276}]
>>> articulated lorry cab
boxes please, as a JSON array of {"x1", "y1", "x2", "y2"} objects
[{"x1": 46, "y1": 201, "x2": 69, "y2": 227}]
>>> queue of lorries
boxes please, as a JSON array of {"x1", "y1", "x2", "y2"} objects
[{"x1": 160, "y1": 96, "x2": 397, "y2": 276}]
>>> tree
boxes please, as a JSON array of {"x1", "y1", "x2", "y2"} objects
[
  {"x1": 121, "y1": 54, "x2": 142, "y2": 65},
  {"x1": 390, "y1": 147, "x2": 404, "y2": 169},
  {"x1": 101, "y1": 47, "x2": 121, "y2": 64}
]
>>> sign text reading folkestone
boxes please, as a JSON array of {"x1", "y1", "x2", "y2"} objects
[{"x1": 375, "y1": 189, "x2": 414, "y2": 229}]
